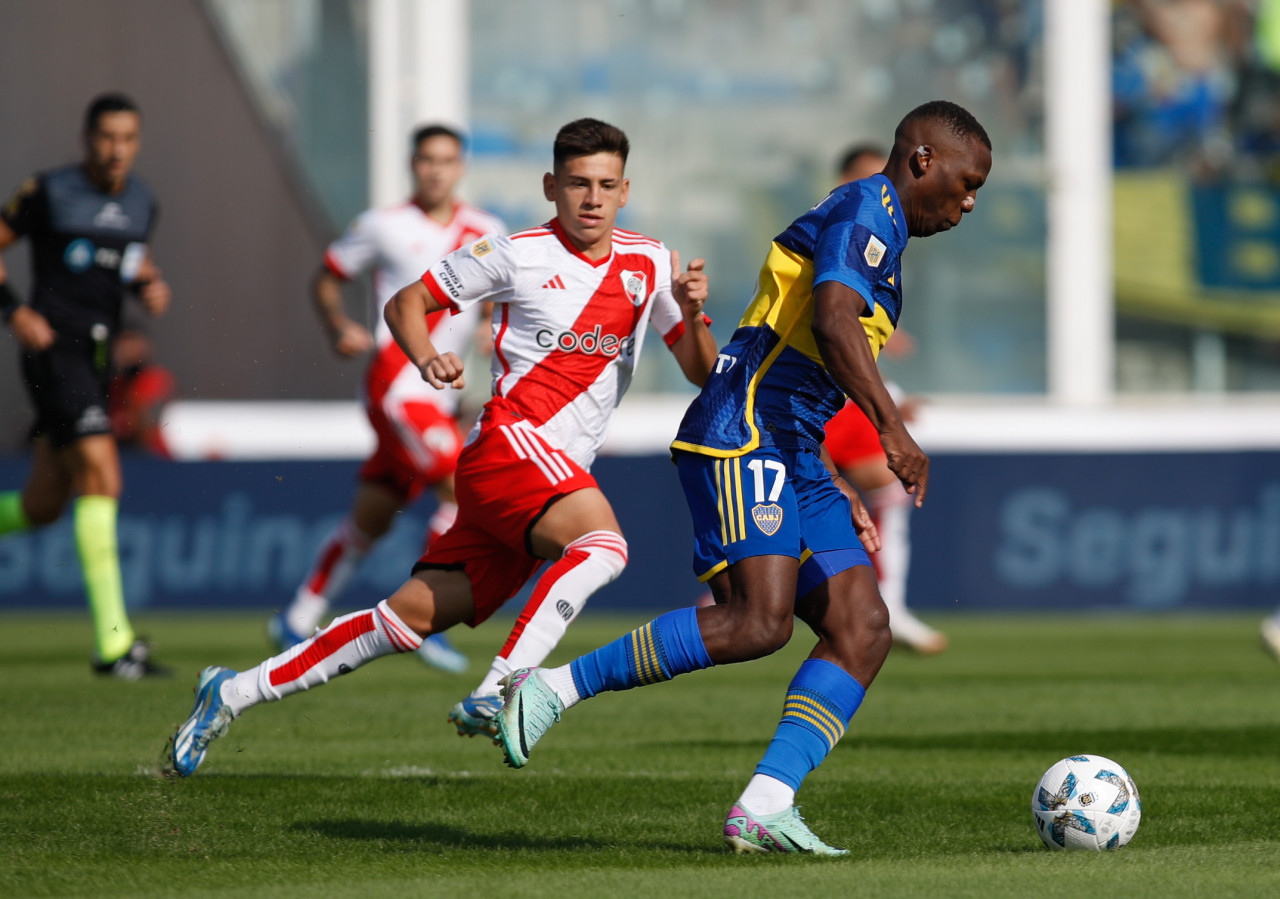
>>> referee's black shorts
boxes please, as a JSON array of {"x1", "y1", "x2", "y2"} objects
[{"x1": 21, "y1": 337, "x2": 112, "y2": 448}]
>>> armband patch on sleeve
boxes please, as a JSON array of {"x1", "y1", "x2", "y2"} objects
[
  {"x1": 863, "y1": 234, "x2": 887, "y2": 268},
  {"x1": 471, "y1": 239, "x2": 492, "y2": 257}
]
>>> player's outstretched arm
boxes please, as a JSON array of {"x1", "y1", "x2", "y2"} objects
[
  {"x1": 311, "y1": 266, "x2": 372, "y2": 357},
  {"x1": 384, "y1": 279, "x2": 465, "y2": 390},
  {"x1": 668, "y1": 250, "x2": 718, "y2": 387},
  {"x1": 811, "y1": 280, "x2": 929, "y2": 506}
]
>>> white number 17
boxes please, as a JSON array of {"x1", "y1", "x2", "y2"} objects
[{"x1": 747, "y1": 459, "x2": 786, "y2": 503}]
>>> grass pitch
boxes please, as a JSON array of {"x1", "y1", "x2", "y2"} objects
[{"x1": 2, "y1": 610, "x2": 1279, "y2": 898}]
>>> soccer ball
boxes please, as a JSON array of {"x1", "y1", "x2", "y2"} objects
[{"x1": 1031, "y1": 754, "x2": 1141, "y2": 851}]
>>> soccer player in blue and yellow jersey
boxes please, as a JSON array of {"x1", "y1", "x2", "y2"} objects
[{"x1": 497, "y1": 101, "x2": 992, "y2": 855}]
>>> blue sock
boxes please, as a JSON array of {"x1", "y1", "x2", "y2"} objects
[
  {"x1": 570, "y1": 606, "x2": 712, "y2": 700},
  {"x1": 755, "y1": 659, "x2": 866, "y2": 792}
]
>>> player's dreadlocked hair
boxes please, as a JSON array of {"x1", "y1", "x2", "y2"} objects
[
  {"x1": 84, "y1": 93, "x2": 140, "y2": 133},
  {"x1": 895, "y1": 100, "x2": 991, "y2": 151},
  {"x1": 553, "y1": 118, "x2": 630, "y2": 169}
]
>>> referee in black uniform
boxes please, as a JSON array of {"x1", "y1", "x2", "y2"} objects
[{"x1": 0, "y1": 93, "x2": 171, "y2": 679}]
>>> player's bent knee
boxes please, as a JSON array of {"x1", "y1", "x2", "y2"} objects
[
  {"x1": 24, "y1": 506, "x2": 61, "y2": 527},
  {"x1": 20, "y1": 488, "x2": 66, "y2": 526},
  {"x1": 729, "y1": 608, "x2": 793, "y2": 659},
  {"x1": 388, "y1": 568, "x2": 473, "y2": 636},
  {"x1": 864, "y1": 595, "x2": 892, "y2": 635},
  {"x1": 842, "y1": 593, "x2": 892, "y2": 646},
  {"x1": 566, "y1": 530, "x2": 628, "y2": 583}
]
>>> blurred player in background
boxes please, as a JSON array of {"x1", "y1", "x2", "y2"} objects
[
  {"x1": 108, "y1": 327, "x2": 175, "y2": 458},
  {"x1": 267, "y1": 124, "x2": 503, "y2": 675},
  {"x1": 497, "y1": 102, "x2": 991, "y2": 855},
  {"x1": 168, "y1": 117, "x2": 718, "y2": 777},
  {"x1": 824, "y1": 142, "x2": 947, "y2": 655},
  {"x1": 0, "y1": 93, "x2": 171, "y2": 679}
]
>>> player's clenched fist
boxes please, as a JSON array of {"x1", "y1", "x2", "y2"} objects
[
  {"x1": 671, "y1": 249, "x2": 708, "y2": 317},
  {"x1": 138, "y1": 277, "x2": 171, "y2": 317},
  {"x1": 418, "y1": 351, "x2": 466, "y2": 390},
  {"x1": 8, "y1": 305, "x2": 57, "y2": 351}
]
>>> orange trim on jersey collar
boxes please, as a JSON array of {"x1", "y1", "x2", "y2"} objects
[{"x1": 547, "y1": 218, "x2": 613, "y2": 268}]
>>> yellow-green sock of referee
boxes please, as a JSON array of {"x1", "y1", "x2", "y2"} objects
[
  {"x1": 74, "y1": 495, "x2": 135, "y2": 662},
  {"x1": 0, "y1": 490, "x2": 30, "y2": 536}
]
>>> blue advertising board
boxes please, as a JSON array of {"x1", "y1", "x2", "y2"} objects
[
  {"x1": 914, "y1": 450, "x2": 1280, "y2": 611},
  {"x1": 1, "y1": 450, "x2": 1277, "y2": 614}
]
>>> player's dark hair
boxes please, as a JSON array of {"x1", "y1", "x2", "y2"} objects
[
  {"x1": 412, "y1": 124, "x2": 466, "y2": 154},
  {"x1": 895, "y1": 100, "x2": 991, "y2": 151},
  {"x1": 553, "y1": 118, "x2": 630, "y2": 169},
  {"x1": 837, "y1": 143, "x2": 887, "y2": 178},
  {"x1": 84, "y1": 93, "x2": 140, "y2": 133}
]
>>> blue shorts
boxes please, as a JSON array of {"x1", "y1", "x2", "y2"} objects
[{"x1": 676, "y1": 445, "x2": 871, "y2": 596}]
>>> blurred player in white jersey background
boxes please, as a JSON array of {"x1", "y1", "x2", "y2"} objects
[
  {"x1": 268, "y1": 125, "x2": 503, "y2": 674},
  {"x1": 169, "y1": 118, "x2": 719, "y2": 777}
]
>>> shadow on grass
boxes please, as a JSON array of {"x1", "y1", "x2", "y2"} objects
[
  {"x1": 294, "y1": 818, "x2": 710, "y2": 855},
  {"x1": 661, "y1": 722, "x2": 1280, "y2": 758}
]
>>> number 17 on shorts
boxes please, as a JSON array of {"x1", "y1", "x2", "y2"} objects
[{"x1": 676, "y1": 447, "x2": 803, "y2": 580}]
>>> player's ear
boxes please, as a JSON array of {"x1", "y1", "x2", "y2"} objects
[
  {"x1": 910, "y1": 145, "x2": 932, "y2": 177},
  {"x1": 618, "y1": 177, "x2": 630, "y2": 209},
  {"x1": 542, "y1": 171, "x2": 556, "y2": 201}
]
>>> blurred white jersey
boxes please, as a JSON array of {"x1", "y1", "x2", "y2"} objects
[
  {"x1": 422, "y1": 220, "x2": 696, "y2": 469},
  {"x1": 324, "y1": 199, "x2": 504, "y2": 413}
]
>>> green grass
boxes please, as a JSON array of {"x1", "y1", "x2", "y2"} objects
[{"x1": 3, "y1": 611, "x2": 1279, "y2": 898}]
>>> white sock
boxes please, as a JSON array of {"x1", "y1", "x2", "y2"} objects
[
  {"x1": 223, "y1": 599, "x2": 420, "y2": 716},
  {"x1": 540, "y1": 664, "x2": 582, "y2": 709},
  {"x1": 472, "y1": 655, "x2": 513, "y2": 699},
  {"x1": 867, "y1": 483, "x2": 912, "y2": 622},
  {"x1": 738, "y1": 774, "x2": 796, "y2": 816},
  {"x1": 471, "y1": 531, "x2": 626, "y2": 703},
  {"x1": 286, "y1": 517, "x2": 374, "y2": 634},
  {"x1": 285, "y1": 589, "x2": 327, "y2": 639}
]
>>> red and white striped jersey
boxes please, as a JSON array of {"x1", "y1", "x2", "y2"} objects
[
  {"x1": 324, "y1": 199, "x2": 504, "y2": 414},
  {"x1": 422, "y1": 219, "x2": 699, "y2": 469}
]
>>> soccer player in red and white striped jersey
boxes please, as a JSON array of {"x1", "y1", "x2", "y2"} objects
[
  {"x1": 268, "y1": 125, "x2": 503, "y2": 674},
  {"x1": 169, "y1": 118, "x2": 718, "y2": 776}
]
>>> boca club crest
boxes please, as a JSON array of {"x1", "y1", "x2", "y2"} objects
[
  {"x1": 619, "y1": 269, "x2": 647, "y2": 306},
  {"x1": 751, "y1": 503, "x2": 784, "y2": 536}
]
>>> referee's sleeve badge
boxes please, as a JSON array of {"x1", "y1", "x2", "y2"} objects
[{"x1": 3, "y1": 177, "x2": 36, "y2": 218}]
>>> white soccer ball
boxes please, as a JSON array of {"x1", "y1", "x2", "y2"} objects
[{"x1": 1031, "y1": 754, "x2": 1142, "y2": 851}]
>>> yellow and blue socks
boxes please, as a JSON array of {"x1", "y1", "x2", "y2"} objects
[
  {"x1": 74, "y1": 495, "x2": 136, "y2": 663},
  {"x1": 741, "y1": 659, "x2": 866, "y2": 814},
  {"x1": 0, "y1": 490, "x2": 30, "y2": 536},
  {"x1": 541, "y1": 606, "x2": 713, "y2": 708}
]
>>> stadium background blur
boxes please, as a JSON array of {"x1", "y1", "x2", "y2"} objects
[{"x1": 2, "y1": 0, "x2": 1280, "y2": 616}]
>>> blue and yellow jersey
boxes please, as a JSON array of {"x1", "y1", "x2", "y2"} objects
[{"x1": 673, "y1": 174, "x2": 909, "y2": 458}]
